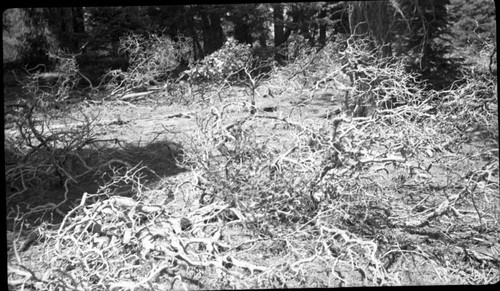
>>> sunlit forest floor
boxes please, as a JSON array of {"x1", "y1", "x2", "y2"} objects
[
  {"x1": 5, "y1": 37, "x2": 499, "y2": 288},
  {"x1": 6, "y1": 79, "x2": 499, "y2": 288}
]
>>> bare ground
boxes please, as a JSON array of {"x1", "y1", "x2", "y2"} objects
[{"x1": 5, "y1": 85, "x2": 500, "y2": 289}]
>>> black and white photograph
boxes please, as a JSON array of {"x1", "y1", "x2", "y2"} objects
[{"x1": 4, "y1": 1, "x2": 498, "y2": 288}]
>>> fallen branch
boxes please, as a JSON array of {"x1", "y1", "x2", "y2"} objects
[
  {"x1": 401, "y1": 199, "x2": 450, "y2": 227},
  {"x1": 359, "y1": 156, "x2": 406, "y2": 164},
  {"x1": 165, "y1": 112, "x2": 194, "y2": 119},
  {"x1": 120, "y1": 91, "x2": 154, "y2": 101},
  {"x1": 397, "y1": 188, "x2": 470, "y2": 228}
]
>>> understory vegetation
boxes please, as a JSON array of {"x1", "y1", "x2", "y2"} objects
[{"x1": 4, "y1": 2, "x2": 498, "y2": 289}]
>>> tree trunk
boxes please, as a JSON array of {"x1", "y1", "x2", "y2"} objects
[
  {"x1": 258, "y1": 34, "x2": 267, "y2": 48},
  {"x1": 71, "y1": 7, "x2": 86, "y2": 51},
  {"x1": 234, "y1": 21, "x2": 253, "y2": 45},
  {"x1": 273, "y1": 3, "x2": 285, "y2": 47},
  {"x1": 318, "y1": 7, "x2": 327, "y2": 48},
  {"x1": 272, "y1": 3, "x2": 287, "y2": 64},
  {"x1": 192, "y1": 34, "x2": 204, "y2": 61},
  {"x1": 347, "y1": 1, "x2": 395, "y2": 116},
  {"x1": 186, "y1": 8, "x2": 204, "y2": 60},
  {"x1": 201, "y1": 10, "x2": 224, "y2": 55},
  {"x1": 348, "y1": 0, "x2": 393, "y2": 57}
]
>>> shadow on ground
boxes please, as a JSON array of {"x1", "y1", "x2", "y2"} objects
[{"x1": 5, "y1": 138, "x2": 188, "y2": 230}]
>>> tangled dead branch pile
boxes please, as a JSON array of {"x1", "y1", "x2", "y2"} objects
[{"x1": 6, "y1": 34, "x2": 499, "y2": 287}]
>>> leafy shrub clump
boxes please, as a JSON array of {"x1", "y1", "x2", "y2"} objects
[{"x1": 186, "y1": 38, "x2": 253, "y2": 83}]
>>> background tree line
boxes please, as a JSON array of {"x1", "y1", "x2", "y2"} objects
[{"x1": 3, "y1": 0, "x2": 496, "y2": 90}]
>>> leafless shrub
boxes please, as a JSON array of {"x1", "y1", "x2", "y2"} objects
[
  {"x1": 7, "y1": 161, "x2": 269, "y2": 289},
  {"x1": 7, "y1": 34, "x2": 499, "y2": 288},
  {"x1": 5, "y1": 49, "x2": 112, "y2": 201},
  {"x1": 438, "y1": 71, "x2": 498, "y2": 144},
  {"x1": 273, "y1": 34, "x2": 427, "y2": 117},
  {"x1": 4, "y1": 92, "x2": 133, "y2": 234},
  {"x1": 175, "y1": 35, "x2": 499, "y2": 285},
  {"x1": 101, "y1": 33, "x2": 192, "y2": 97},
  {"x1": 21, "y1": 49, "x2": 81, "y2": 108},
  {"x1": 5, "y1": 102, "x2": 121, "y2": 204}
]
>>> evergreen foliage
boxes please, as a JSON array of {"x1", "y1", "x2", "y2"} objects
[
  {"x1": 400, "y1": 0, "x2": 462, "y2": 89},
  {"x1": 3, "y1": 2, "x2": 495, "y2": 89}
]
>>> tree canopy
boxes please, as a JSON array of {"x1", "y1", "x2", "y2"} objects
[{"x1": 3, "y1": 1, "x2": 496, "y2": 89}]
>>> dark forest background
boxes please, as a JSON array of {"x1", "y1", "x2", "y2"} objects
[{"x1": 3, "y1": 1, "x2": 496, "y2": 92}]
